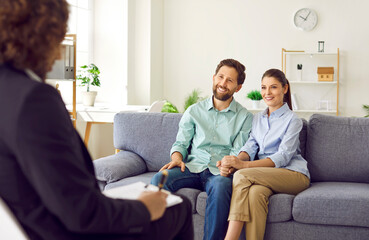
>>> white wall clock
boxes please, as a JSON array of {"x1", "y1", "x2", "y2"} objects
[{"x1": 294, "y1": 8, "x2": 318, "y2": 31}]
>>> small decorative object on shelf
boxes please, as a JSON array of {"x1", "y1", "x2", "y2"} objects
[
  {"x1": 317, "y1": 67, "x2": 334, "y2": 82},
  {"x1": 297, "y1": 64, "x2": 303, "y2": 81},
  {"x1": 317, "y1": 100, "x2": 333, "y2": 111},
  {"x1": 247, "y1": 90, "x2": 262, "y2": 109},
  {"x1": 318, "y1": 41, "x2": 325, "y2": 52}
]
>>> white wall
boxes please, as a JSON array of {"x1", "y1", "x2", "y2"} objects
[
  {"x1": 161, "y1": 0, "x2": 369, "y2": 117},
  {"x1": 127, "y1": 0, "x2": 164, "y2": 105},
  {"x1": 89, "y1": 0, "x2": 369, "y2": 159},
  {"x1": 82, "y1": 0, "x2": 128, "y2": 159},
  {"x1": 94, "y1": 0, "x2": 127, "y2": 107}
]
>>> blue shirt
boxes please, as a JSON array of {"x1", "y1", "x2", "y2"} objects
[
  {"x1": 171, "y1": 97, "x2": 253, "y2": 175},
  {"x1": 239, "y1": 103, "x2": 310, "y2": 178}
]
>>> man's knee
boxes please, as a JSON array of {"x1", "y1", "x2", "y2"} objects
[{"x1": 151, "y1": 171, "x2": 162, "y2": 185}]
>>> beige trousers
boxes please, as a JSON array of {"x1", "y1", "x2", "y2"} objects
[{"x1": 228, "y1": 168, "x2": 310, "y2": 240}]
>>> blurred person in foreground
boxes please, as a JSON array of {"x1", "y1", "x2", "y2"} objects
[{"x1": 0, "y1": 0, "x2": 193, "y2": 239}]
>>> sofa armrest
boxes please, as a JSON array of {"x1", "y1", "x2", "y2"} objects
[{"x1": 93, "y1": 151, "x2": 147, "y2": 184}]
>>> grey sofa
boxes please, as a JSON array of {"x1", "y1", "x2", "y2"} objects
[{"x1": 94, "y1": 112, "x2": 369, "y2": 240}]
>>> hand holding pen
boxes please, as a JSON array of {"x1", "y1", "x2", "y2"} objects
[{"x1": 158, "y1": 170, "x2": 168, "y2": 191}]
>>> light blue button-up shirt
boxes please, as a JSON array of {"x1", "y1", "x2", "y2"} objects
[
  {"x1": 239, "y1": 103, "x2": 310, "y2": 178},
  {"x1": 171, "y1": 97, "x2": 253, "y2": 175}
]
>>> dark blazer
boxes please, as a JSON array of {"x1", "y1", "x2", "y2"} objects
[{"x1": 0, "y1": 65, "x2": 154, "y2": 239}]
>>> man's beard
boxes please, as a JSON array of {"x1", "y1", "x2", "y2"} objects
[{"x1": 213, "y1": 85, "x2": 233, "y2": 101}]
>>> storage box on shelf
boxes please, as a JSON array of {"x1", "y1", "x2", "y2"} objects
[{"x1": 281, "y1": 48, "x2": 340, "y2": 117}]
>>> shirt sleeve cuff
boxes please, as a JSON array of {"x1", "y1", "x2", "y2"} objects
[
  {"x1": 170, "y1": 146, "x2": 187, "y2": 161},
  {"x1": 239, "y1": 146, "x2": 256, "y2": 161},
  {"x1": 268, "y1": 153, "x2": 284, "y2": 168}
]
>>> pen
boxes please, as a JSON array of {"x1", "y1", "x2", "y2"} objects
[{"x1": 158, "y1": 170, "x2": 168, "y2": 191}]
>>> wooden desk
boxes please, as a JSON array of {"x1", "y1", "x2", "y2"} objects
[{"x1": 77, "y1": 105, "x2": 149, "y2": 147}]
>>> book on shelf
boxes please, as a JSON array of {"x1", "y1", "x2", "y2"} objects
[{"x1": 103, "y1": 181, "x2": 183, "y2": 208}]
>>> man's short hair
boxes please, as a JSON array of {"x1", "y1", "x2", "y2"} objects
[{"x1": 215, "y1": 59, "x2": 246, "y2": 85}]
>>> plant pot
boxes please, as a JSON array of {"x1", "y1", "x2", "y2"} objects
[
  {"x1": 251, "y1": 100, "x2": 261, "y2": 109},
  {"x1": 82, "y1": 91, "x2": 97, "y2": 106}
]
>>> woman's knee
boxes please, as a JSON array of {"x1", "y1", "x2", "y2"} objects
[
  {"x1": 248, "y1": 185, "x2": 272, "y2": 205},
  {"x1": 233, "y1": 169, "x2": 254, "y2": 187}
]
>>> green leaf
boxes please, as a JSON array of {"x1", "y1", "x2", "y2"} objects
[
  {"x1": 246, "y1": 90, "x2": 262, "y2": 100},
  {"x1": 76, "y1": 63, "x2": 101, "y2": 91},
  {"x1": 161, "y1": 101, "x2": 179, "y2": 113},
  {"x1": 184, "y1": 89, "x2": 201, "y2": 111},
  {"x1": 363, "y1": 104, "x2": 369, "y2": 117}
]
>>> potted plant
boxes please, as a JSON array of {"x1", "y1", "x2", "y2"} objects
[
  {"x1": 161, "y1": 101, "x2": 179, "y2": 113},
  {"x1": 184, "y1": 89, "x2": 204, "y2": 111},
  {"x1": 247, "y1": 90, "x2": 262, "y2": 109},
  {"x1": 77, "y1": 63, "x2": 101, "y2": 106},
  {"x1": 162, "y1": 89, "x2": 205, "y2": 113}
]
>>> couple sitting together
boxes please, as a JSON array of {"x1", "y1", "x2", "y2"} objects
[{"x1": 152, "y1": 59, "x2": 311, "y2": 240}]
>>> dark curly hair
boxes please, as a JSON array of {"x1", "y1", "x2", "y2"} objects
[
  {"x1": 0, "y1": 0, "x2": 69, "y2": 81},
  {"x1": 215, "y1": 59, "x2": 246, "y2": 85}
]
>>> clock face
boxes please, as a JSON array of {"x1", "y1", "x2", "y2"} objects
[{"x1": 294, "y1": 8, "x2": 318, "y2": 31}]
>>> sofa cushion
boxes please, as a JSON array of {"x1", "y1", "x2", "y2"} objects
[
  {"x1": 306, "y1": 114, "x2": 369, "y2": 183},
  {"x1": 292, "y1": 182, "x2": 369, "y2": 228},
  {"x1": 114, "y1": 113, "x2": 182, "y2": 171},
  {"x1": 299, "y1": 118, "x2": 307, "y2": 159},
  {"x1": 196, "y1": 192, "x2": 207, "y2": 216},
  {"x1": 195, "y1": 192, "x2": 294, "y2": 223},
  {"x1": 267, "y1": 194, "x2": 295, "y2": 223},
  {"x1": 93, "y1": 151, "x2": 146, "y2": 184},
  {"x1": 175, "y1": 188, "x2": 202, "y2": 214}
]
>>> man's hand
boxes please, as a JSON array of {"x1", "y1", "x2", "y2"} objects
[
  {"x1": 216, "y1": 160, "x2": 234, "y2": 177},
  {"x1": 138, "y1": 191, "x2": 168, "y2": 221},
  {"x1": 159, "y1": 152, "x2": 185, "y2": 172}
]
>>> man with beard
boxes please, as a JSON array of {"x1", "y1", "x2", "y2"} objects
[{"x1": 151, "y1": 59, "x2": 253, "y2": 240}]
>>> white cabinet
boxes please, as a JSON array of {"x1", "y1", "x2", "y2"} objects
[{"x1": 281, "y1": 48, "x2": 340, "y2": 117}]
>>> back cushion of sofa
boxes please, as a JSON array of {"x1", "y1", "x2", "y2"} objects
[
  {"x1": 299, "y1": 118, "x2": 307, "y2": 159},
  {"x1": 114, "y1": 112, "x2": 182, "y2": 171},
  {"x1": 306, "y1": 114, "x2": 369, "y2": 183}
]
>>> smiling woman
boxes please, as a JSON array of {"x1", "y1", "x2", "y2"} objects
[
  {"x1": 261, "y1": 69, "x2": 292, "y2": 114},
  {"x1": 223, "y1": 68, "x2": 310, "y2": 240}
]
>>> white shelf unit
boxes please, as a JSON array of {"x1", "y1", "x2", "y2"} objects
[
  {"x1": 46, "y1": 34, "x2": 77, "y2": 127},
  {"x1": 282, "y1": 48, "x2": 340, "y2": 116}
]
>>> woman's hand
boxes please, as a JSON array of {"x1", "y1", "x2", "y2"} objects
[
  {"x1": 138, "y1": 191, "x2": 168, "y2": 221},
  {"x1": 221, "y1": 155, "x2": 248, "y2": 170}
]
